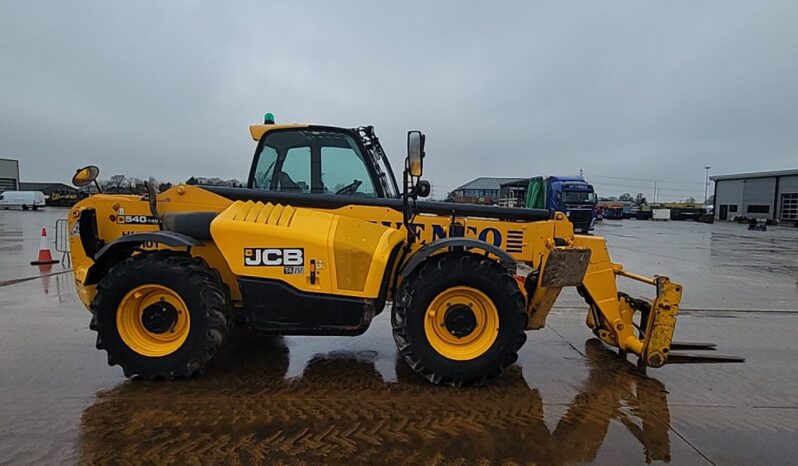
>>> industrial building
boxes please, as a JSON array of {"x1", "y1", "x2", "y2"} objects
[
  {"x1": 18, "y1": 182, "x2": 78, "y2": 196},
  {"x1": 19, "y1": 182, "x2": 82, "y2": 206},
  {"x1": 0, "y1": 158, "x2": 20, "y2": 192},
  {"x1": 711, "y1": 169, "x2": 798, "y2": 223},
  {"x1": 449, "y1": 177, "x2": 521, "y2": 204}
]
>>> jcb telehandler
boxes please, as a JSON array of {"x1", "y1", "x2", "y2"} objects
[{"x1": 67, "y1": 117, "x2": 719, "y2": 385}]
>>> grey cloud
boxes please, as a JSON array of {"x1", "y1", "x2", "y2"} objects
[{"x1": 1, "y1": 1, "x2": 796, "y2": 200}]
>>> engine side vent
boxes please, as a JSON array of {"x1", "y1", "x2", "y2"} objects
[
  {"x1": 226, "y1": 200, "x2": 296, "y2": 226},
  {"x1": 506, "y1": 230, "x2": 524, "y2": 253}
]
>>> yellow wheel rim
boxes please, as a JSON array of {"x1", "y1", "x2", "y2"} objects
[
  {"x1": 424, "y1": 286, "x2": 499, "y2": 361},
  {"x1": 116, "y1": 284, "x2": 190, "y2": 357}
]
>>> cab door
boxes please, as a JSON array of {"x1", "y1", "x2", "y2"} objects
[{"x1": 249, "y1": 128, "x2": 380, "y2": 198}]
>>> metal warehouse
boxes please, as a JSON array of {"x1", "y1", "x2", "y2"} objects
[
  {"x1": 0, "y1": 158, "x2": 20, "y2": 192},
  {"x1": 450, "y1": 177, "x2": 522, "y2": 204},
  {"x1": 711, "y1": 169, "x2": 798, "y2": 223}
]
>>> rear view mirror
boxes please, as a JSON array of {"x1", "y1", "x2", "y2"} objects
[
  {"x1": 407, "y1": 131, "x2": 425, "y2": 178},
  {"x1": 72, "y1": 165, "x2": 100, "y2": 187}
]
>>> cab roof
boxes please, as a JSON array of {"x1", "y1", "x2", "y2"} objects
[{"x1": 249, "y1": 124, "x2": 310, "y2": 141}]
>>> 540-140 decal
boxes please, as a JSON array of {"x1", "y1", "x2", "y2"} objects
[{"x1": 116, "y1": 215, "x2": 160, "y2": 225}]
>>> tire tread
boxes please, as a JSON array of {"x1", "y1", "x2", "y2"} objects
[
  {"x1": 91, "y1": 251, "x2": 230, "y2": 380},
  {"x1": 392, "y1": 252, "x2": 527, "y2": 386}
]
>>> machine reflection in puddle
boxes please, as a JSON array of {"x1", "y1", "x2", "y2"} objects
[{"x1": 80, "y1": 332, "x2": 672, "y2": 464}]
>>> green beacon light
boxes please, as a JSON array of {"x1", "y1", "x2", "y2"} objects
[{"x1": 264, "y1": 112, "x2": 275, "y2": 124}]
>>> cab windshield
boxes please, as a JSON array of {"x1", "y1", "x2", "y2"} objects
[
  {"x1": 251, "y1": 129, "x2": 379, "y2": 197},
  {"x1": 562, "y1": 191, "x2": 597, "y2": 204}
]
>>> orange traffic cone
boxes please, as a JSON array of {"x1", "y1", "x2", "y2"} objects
[{"x1": 31, "y1": 227, "x2": 59, "y2": 265}]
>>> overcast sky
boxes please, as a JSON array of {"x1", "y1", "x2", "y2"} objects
[{"x1": 1, "y1": 1, "x2": 796, "y2": 201}]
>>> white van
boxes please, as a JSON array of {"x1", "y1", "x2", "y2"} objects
[{"x1": 0, "y1": 191, "x2": 46, "y2": 210}]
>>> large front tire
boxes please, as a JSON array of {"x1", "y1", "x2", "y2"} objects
[
  {"x1": 91, "y1": 252, "x2": 230, "y2": 380},
  {"x1": 392, "y1": 253, "x2": 527, "y2": 386}
]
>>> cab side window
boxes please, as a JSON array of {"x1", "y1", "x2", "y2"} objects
[
  {"x1": 278, "y1": 147, "x2": 311, "y2": 193},
  {"x1": 252, "y1": 142, "x2": 311, "y2": 193},
  {"x1": 321, "y1": 146, "x2": 376, "y2": 197},
  {"x1": 252, "y1": 146, "x2": 277, "y2": 190}
]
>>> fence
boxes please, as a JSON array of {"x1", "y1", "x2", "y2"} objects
[{"x1": 54, "y1": 218, "x2": 70, "y2": 267}]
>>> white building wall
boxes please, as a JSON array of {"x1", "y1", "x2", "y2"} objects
[
  {"x1": 779, "y1": 176, "x2": 798, "y2": 193},
  {"x1": 715, "y1": 179, "x2": 744, "y2": 220},
  {"x1": 0, "y1": 158, "x2": 20, "y2": 192},
  {"x1": 741, "y1": 178, "x2": 777, "y2": 219}
]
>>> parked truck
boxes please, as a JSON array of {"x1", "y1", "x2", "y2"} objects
[{"x1": 500, "y1": 176, "x2": 597, "y2": 233}]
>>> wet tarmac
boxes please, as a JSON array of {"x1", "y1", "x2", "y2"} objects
[
  {"x1": 0, "y1": 207, "x2": 71, "y2": 284},
  {"x1": 1, "y1": 209, "x2": 797, "y2": 464},
  {"x1": 594, "y1": 219, "x2": 798, "y2": 311}
]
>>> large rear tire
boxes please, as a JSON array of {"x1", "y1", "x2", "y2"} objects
[
  {"x1": 392, "y1": 252, "x2": 527, "y2": 386},
  {"x1": 91, "y1": 252, "x2": 230, "y2": 380}
]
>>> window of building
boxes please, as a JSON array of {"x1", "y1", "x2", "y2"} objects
[
  {"x1": 746, "y1": 205, "x2": 770, "y2": 214},
  {"x1": 729, "y1": 205, "x2": 738, "y2": 212},
  {"x1": 781, "y1": 193, "x2": 798, "y2": 221}
]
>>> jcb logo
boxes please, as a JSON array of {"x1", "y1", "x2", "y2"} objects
[{"x1": 244, "y1": 248, "x2": 304, "y2": 267}]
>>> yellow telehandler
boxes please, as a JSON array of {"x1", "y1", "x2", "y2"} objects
[{"x1": 67, "y1": 116, "x2": 735, "y2": 385}]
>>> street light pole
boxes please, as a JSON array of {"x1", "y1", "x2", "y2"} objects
[{"x1": 704, "y1": 166, "x2": 711, "y2": 205}]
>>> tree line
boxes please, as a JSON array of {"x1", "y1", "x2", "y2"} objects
[{"x1": 78, "y1": 175, "x2": 243, "y2": 194}]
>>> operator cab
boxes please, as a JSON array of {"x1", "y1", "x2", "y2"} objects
[{"x1": 248, "y1": 124, "x2": 400, "y2": 199}]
